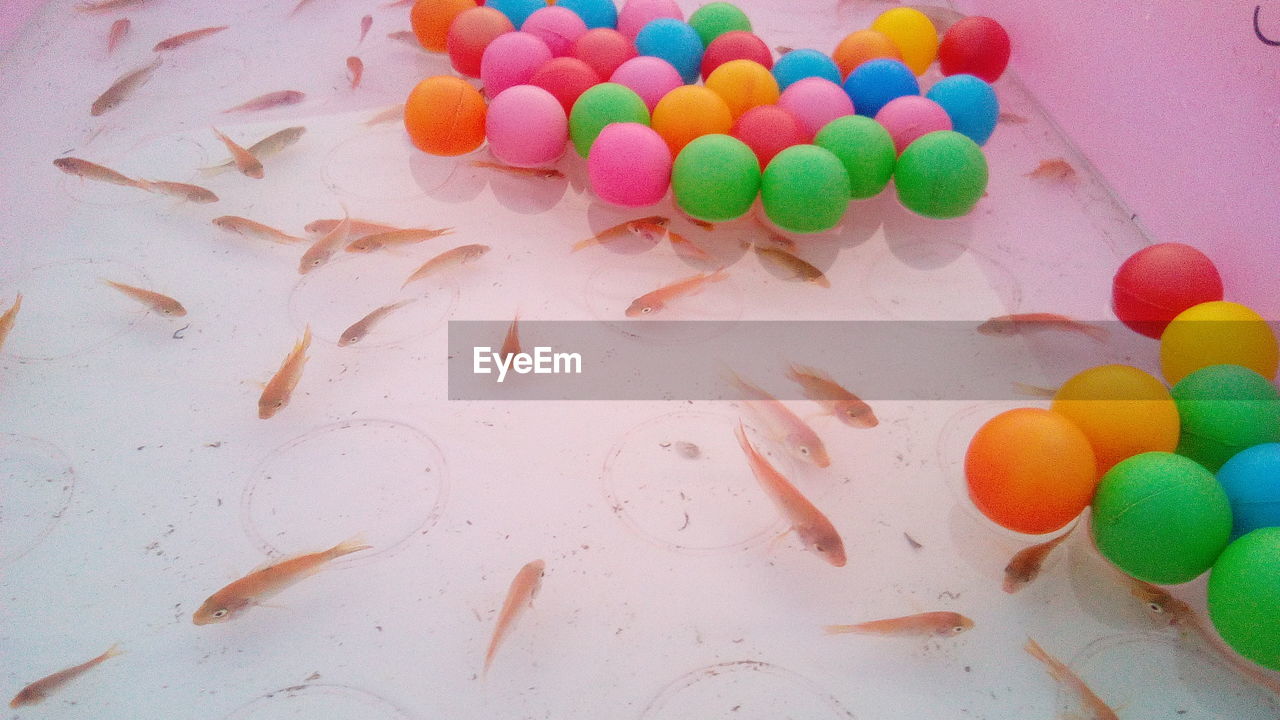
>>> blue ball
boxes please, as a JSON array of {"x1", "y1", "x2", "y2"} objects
[
  {"x1": 635, "y1": 19, "x2": 705, "y2": 84},
  {"x1": 554, "y1": 0, "x2": 618, "y2": 29},
  {"x1": 926, "y1": 74, "x2": 999, "y2": 146},
  {"x1": 1218, "y1": 443, "x2": 1280, "y2": 539},
  {"x1": 486, "y1": 0, "x2": 545, "y2": 28},
  {"x1": 772, "y1": 49, "x2": 842, "y2": 90},
  {"x1": 843, "y1": 58, "x2": 920, "y2": 118}
]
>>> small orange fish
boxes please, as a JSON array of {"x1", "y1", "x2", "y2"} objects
[
  {"x1": 484, "y1": 559, "x2": 546, "y2": 675},
  {"x1": 344, "y1": 227, "x2": 453, "y2": 253},
  {"x1": 299, "y1": 210, "x2": 351, "y2": 273},
  {"x1": 1002, "y1": 524, "x2": 1075, "y2": 594},
  {"x1": 775, "y1": 45, "x2": 794, "y2": 54},
  {"x1": 53, "y1": 157, "x2": 138, "y2": 187},
  {"x1": 339, "y1": 299, "x2": 415, "y2": 347},
  {"x1": 728, "y1": 370, "x2": 830, "y2": 467},
  {"x1": 133, "y1": 178, "x2": 219, "y2": 203},
  {"x1": 978, "y1": 313, "x2": 1108, "y2": 343},
  {"x1": 305, "y1": 218, "x2": 399, "y2": 236},
  {"x1": 625, "y1": 268, "x2": 728, "y2": 317},
  {"x1": 0, "y1": 293, "x2": 22, "y2": 353},
  {"x1": 103, "y1": 280, "x2": 186, "y2": 316},
  {"x1": 785, "y1": 364, "x2": 877, "y2": 428},
  {"x1": 825, "y1": 611, "x2": 974, "y2": 637},
  {"x1": 222, "y1": 90, "x2": 306, "y2": 113},
  {"x1": 90, "y1": 55, "x2": 162, "y2": 116},
  {"x1": 201, "y1": 126, "x2": 306, "y2": 176},
  {"x1": 500, "y1": 313, "x2": 521, "y2": 362},
  {"x1": 571, "y1": 216, "x2": 670, "y2": 252},
  {"x1": 77, "y1": 0, "x2": 148, "y2": 12},
  {"x1": 387, "y1": 30, "x2": 424, "y2": 49},
  {"x1": 106, "y1": 18, "x2": 130, "y2": 54},
  {"x1": 258, "y1": 325, "x2": 311, "y2": 419},
  {"x1": 1024, "y1": 637, "x2": 1119, "y2": 720},
  {"x1": 998, "y1": 111, "x2": 1028, "y2": 124},
  {"x1": 212, "y1": 216, "x2": 305, "y2": 244},
  {"x1": 193, "y1": 536, "x2": 370, "y2": 624},
  {"x1": 754, "y1": 246, "x2": 830, "y2": 287},
  {"x1": 684, "y1": 217, "x2": 715, "y2": 231},
  {"x1": 364, "y1": 103, "x2": 405, "y2": 126},
  {"x1": 9, "y1": 644, "x2": 122, "y2": 708},
  {"x1": 735, "y1": 422, "x2": 845, "y2": 566},
  {"x1": 667, "y1": 230, "x2": 712, "y2": 261},
  {"x1": 346, "y1": 56, "x2": 364, "y2": 89},
  {"x1": 211, "y1": 127, "x2": 263, "y2": 179},
  {"x1": 471, "y1": 160, "x2": 564, "y2": 179},
  {"x1": 1027, "y1": 157, "x2": 1076, "y2": 181},
  {"x1": 359, "y1": 15, "x2": 373, "y2": 44},
  {"x1": 152, "y1": 25, "x2": 228, "y2": 51},
  {"x1": 402, "y1": 244, "x2": 490, "y2": 288}
]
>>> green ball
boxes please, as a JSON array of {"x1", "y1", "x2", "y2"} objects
[
  {"x1": 1091, "y1": 451, "x2": 1233, "y2": 584},
  {"x1": 569, "y1": 83, "x2": 650, "y2": 158},
  {"x1": 893, "y1": 130, "x2": 988, "y2": 219},
  {"x1": 761, "y1": 145, "x2": 850, "y2": 234},
  {"x1": 813, "y1": 115, "x2": 896, "y2": 199},
  {"x1": 1208, "y1": 527, "x2": 1280, "y2": 670},
  {"x1": 687, "y1": 2, "x2": 751, "y2": 47},
  {"x1": 1171, "y1": 364, "x2": 1280, "y2": 472},
  {"x1": 672, "y1": 134, "x2": 760, "y2": 222}
]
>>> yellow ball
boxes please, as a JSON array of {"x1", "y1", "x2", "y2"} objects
[
  {"x1": 870, "y1": 7, "x2": 938, "y2": 76},
  {"x1": 1161, "y1": 301, "x2": 1278, "y2": 385},
  {"x1": 705, "y1": 59, "x2": 780, "y2": 120},
  {"x1": 1051, "y1": 365, "x2": 1181, "y2": 475}
]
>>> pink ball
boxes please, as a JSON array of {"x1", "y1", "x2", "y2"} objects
[
  {"x1": 875, "y1": 95, "x2": 953, "y2": 153},
  {"x1": 572, "y1": 28, "x2": 636, "y2": 80},
  {"x1": 609, "y1": 56, "x2": 683, "y2": 112},
  {"x1": 481, "y1": 32, "x2": 554, "y2": 97},
  {"x1": 617, "y1": 0, "x2": 684, "y2": 41},
  {"x1": 486, "y1": 85, "x2": 568, "y2": 167},
  {"x1": 529, "y1": 56, "x2": 601, "y2": 113},
  {"x1": 588, "y1": 122, "x2": 672, "y2": 207},
  {"x1": 777, "y1": 77, "x2": 855, "y2": 140},
  {"x1": 731, "y1": 104, "x2": 807, "y2": 166},
  {"x1": 521, "y1": 6, "x2": 588, "y2": 57}
]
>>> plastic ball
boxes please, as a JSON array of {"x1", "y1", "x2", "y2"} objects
[
  {"x1": 705, "y1": 59, "x2": 780, "y2": 120},
  {"x1": 672, "y1": 134, "x2": 760, "y2": 222},
  {"x1": 730, "y1": 104, "x2": 807, "y2": 167},
  {"x1": 777, "y1": 77, "x2": 854, "y2": 140},
  {"x1": 832, "y1": 29, "x2": 902, "y2": 79},
  {"x1": 481, "y1": 32, "x2": 554, "y2": 98},
  {"x1": 588, "y1": 122, "x2": 672, "y2": 207},
  {"x1": 700, "y1": 30, "x2": 773, "y2": 79},
  {"x1": 870, "y1": 7, "x2": 938, "y2": 76},
  {"x1": 404, "y1": 75, "x2": 488, "y2": 156},
  {"x1": 812, "y1": 115, "x2": 896, "y2": 199},
  {"x1": 1161, "y1": 301, "x2": 1278, "y2": 385},
  {"x1": 651, "y1": 85, "x2": 734, "y2": 155},
  {"x1": 485, "y1": 0, "x2": 545, "y2": 28},
  {"x1": 925, "y1": 74, "x2": 999, "y2": 145},
  {"x1": 634, "y1": 18, "x2": 705, "y2": 84},
  {"x1": 874, "y1": 95, "x2": 952, "y2": 153},
  {"x1": 1171, "y1": 364, "x2": 1280, "y2": 472},
  {"x1": 485, "y1": 85, "x2": 568, "y2": 167},
  {"x1": 529, "y1": 56, "x2": 602, "y2": 113},
  {"x1": 939, "y1": 16, "x2": 1011, "y2": 83},
  {"x1": 965, "y1": 408, "x2": 1097, "y2": 535},
  {"x1": 1050, "y1": 365, "x2": 1181, "y2": 475},
  {"x1": 411, "y1": 0, "x2": 478, "y2": 53},
  {"x1": 760, "y1": 145, "x2": 850, "y2": 234},
  {"x1": 772, "y1": 49, "x2": 842, "y2": 90},
  {"x1": 554, "y1": 0, "x2": 618, "y2": 30},
  {"x1": 894, "y1": 130, "x2": 987, "y2": 218},
  {"x1": 843, "y1": 58, "x2": 919, "y2": 118},
  {"x1": 617, "y1": 0, "x2": 683, "y2": 41},
  {"x1": 687, "y1": 2, "x2": 752, "y2": 47},
  {"x1": 1217, "y1": 444, "x2": 1280, "y2": 539},
  {"x1": 1112, "y1": 243, "x2": 1224, "y2": 339},
  {"x1": 447, "y1": 7, "x2": 516, "y2": 78},
  {"x1": 569, "y1": 82, "x2": 650, "y2": 157},
  {"x1": 521, "y1": 6, "x2": 589, "y2": 57},
  {"x1": 1208, "y1": 527, "x2": 1280, "y2": 670},
  {"x1": 1091, "y1": 452, "x2": 1233, "y2": 584},
  {"x1": 571, "y1": 28, "x2": 636, "y2": 80},
  {"x1": 610, "y1": 56, "x2": 683, "y2": 111}
]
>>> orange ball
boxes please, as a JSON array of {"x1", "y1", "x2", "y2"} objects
[
  {"x1": 832, "y1": 29, "x2": 903, "y2": 78},
  {"x1": 651, "y1": 86, "x2": 734, "y2": 156},
  {"x1": 411, "y1": 0, "x2": 478, "y2": 53},
  {"x1": 965, "y1": 408, "x2": 1098, "y2": 535},
  {"x1": 404, "y1": 76, "x2": 488, "y2": 156},
  {"x1": 446, "y1": 6, "x2": 515, "y2": 78}
]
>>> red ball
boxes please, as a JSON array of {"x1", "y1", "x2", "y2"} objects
[
  {"x1": 571, "y1": 28, "x2": 636, "y2": 81},
  {"x1": 1112, "y1": 243, "x2": 1224, "y2": 339},
  {"x1": 938, "y1": 16, "x2": 1011, "y2": 83},
  {"x1": 529, "y1": 56, "x2": 602, "y2": 113},
  {"x1": 447, "y1": 7, "x2": 515, "y2": 78},
  {"x1": 700, "y1": 30, "x2": 773, "y2": 81},
  {"x1": 730, "y1": 104, "x2": 807, "y2": 167}
]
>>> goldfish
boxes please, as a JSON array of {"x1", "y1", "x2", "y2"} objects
[
  {"x1": 727, "y1": 370, "x2": 830, "y2": 467},
  {"x1": 998, "y1": 111, "x2": 1028, "y2": 124},
  {"x1": 347, "y1": 56, "x2": 364, "y2": 89},
  {"x1": 471, "y1": 160, "x2": 564, "y2": 179},
  {"x1": 200, "y1": 126, "x2": 305, "y2": 176},
  {"x1": 258, "y1": 325, "x2": 311, "y2": 419},
  {"x1": 106, "y1": 18, "x2": 130, "y2": 54},
  {"x1": 667, "y1": 231, "x2": 712, "y2": 261},
  {"x1": 133, "y1": 178, "x2": 219, "y2": 203},
  {"x1": 1012, "y1": 381, "x2": 1058, "y2": 398},
  {"x1": 1002, "y1": 524, "x2": 1075, "y2": 593},
  {"x1": 785, "y1": 363, "x2": 877, "y2": 428},
  {"x1": 152, "y1": 25, "x2": 228, "y2": 51},
  {"x1": 212, "y1": 216, "x2": 305, "y2": 244},
  {"x1": 484, "y1": 559, "x2": 546, "y2": 675},
  {"x1": 775, "y1": 45, "x2": 794, "y2": 54},
  {"x1": 76, "y1": 0, "x2": 148, "y2": 12},
  {"x1": 193, "y1": 536, "x2": 371, "y2": 624},
  {"x1": 826, "y1": 611, "x2": 974, "y2": 637},
  {"x1": 755, "y1": 246, "x2": 830, "y2": 287},
  {"x1": 339, "y1": 299, "x2": 415, "y2": 347},
  {"x1": 1027, "y1": 157, "x2": 1077, "y2": 181},
  {"x1": 305, "y1": 217, "x2": 398, "y2": 236},
  {"x1": 9, "y1": 644, "x2": 122, "y2": 708},
  {"x1": 684, "y1": 217, "x2": 715, "y2": 231},
  {"x1": 210, "y1": 127, "x2": 263, "y2": 179},
  {"x1": 53, "y1": 157, "x2": 138, "y2": 187},
  {"x1": 222, "y1": 90, "x2": 305, "y2": 113},
  {"x1": 359, "y1": 15, "x2": 373, "y2": 44},
  {"x1": 102, "y1": 280, "x2": 186, "y2": 316},
  {"x1": 299, "y1": 210, "x2": 351, "y2": 273},
  {"x1": 978, "y1": 313, "x2": 1108, "y2": 343},
  {"x1": 625, "y1": 268, "x2": 728, "y2": 317},
  {"x1": 364, "y1": 103, "x2": 405, "y2": 126},
  {"x1": 571, "y1": 216, "x2": 670, "y2": 252},
  {"x1": 90, "y1": 55, "x2": 161, "y2": 116},
  {"x1": 735, "y1": 422, "x2": 845, "y2": 566},
  {"x1": 0, "y1": 293, "x2": 22, "y2": 353},
  {"x1": 387, "y1": 31, "x2": 426, "y2": 49},
  {"x1": 344, "y1": 227, "x2": 453, "y2": 253},
  {"x1": 500, "y1": 313, "x2": 521, "y2": 361},
  {"x1": 401, "y1": 244, "x2": 490, "y2": 288},
  {"x1": 1023, "y1": 637, "x2": 1119, "y2": 720}
]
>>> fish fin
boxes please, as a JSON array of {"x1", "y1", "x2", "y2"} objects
[
  {"x1": 254, "y1": 601, "x2": 293, "y2": 611},
  {"x1": 1080, "y1": 323, "x2": 1109, "y2": 343},
  {"x1": 326, "y1": 533, "x2": 372, "y2": 559},
  {"x1": 102, "y1": 643, "x2": 124, "y2": 660},
  {"x1": 197, "y1": 163, "x2": 232, "y2": 177}
]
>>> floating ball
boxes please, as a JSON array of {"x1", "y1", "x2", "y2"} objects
[
  {"x1": 731, "y1": 104, "x2": 807, "y2": 167},
  {"x1": 760, "y1": 145, "x2": 850, "y2": 234},
  {"x1": 875, "y1": 95, "x2": 952, "y2": 153},
  {"x1": 651, "y1": 85, "x2": 734, "y2": 155},
  {"x1": 1208, "y1": 527, "x2": 1280, "y2": 670},
  {"x1": 411, "y1": 0, "x2": 478, "y2": 53},
  {"x1": 1050, "y1": 365, "x2": 1181, "y2": 475},
  {"x1": 894, "y1": 130, "x2": 987, "y2": 218},
  {"x1": 1161, "y1": 301, "x2": 1278, "y2": 385},
  {"x1": 687, "y1": 2, "x2": 751, "y2": 47},
  {"x1": 965, "y1": 408, "x2": 1097, "y2": 534},
  {"x1": 843, "y1": 58, "x2": 919, "y2": 118},
  {"x1": 813, "y1": 115, "x2": 896, "y2": 199},
  {"x1": 635, "y1": 18, "x2": 705, "y2": 84},
  {"x1": 404, "y1": 75, "x2": 488, "y2": 156},
  {"x1": 481, "y1": 31, "x2": 554, "y2": 97},
  {"x1": 701, "y1": 30, "x2": 773, "y2": 79},
  {"x1": 1217, "y1": 444, "x2": 1280, "y2": 539},
  {"x1": 571, "y1": 28, "x2": 636, "y2": 80},
  {"x1": 1172, "y1": 364, "x2": 1280, "y2": 472},
  {"x1": 1112, "y1": 243, "x2": 1224, "y2": 339},
  {"x1": 447, "y1": 7, "x2": 516, "y2": 78},
  {"x1": 672, "y1": 134, "x2": 760, "y2": 222},
  {"x1": 485, "y1": 0, "x2": 545, "y2": 28},
  {"x1": 529, "y1": 56, "x2": 602, "y2": 113},
  {"x1": 925, "y1": 74, "x2": 999, "y2": 145},
  {"x1": 832, "y1": 29, "x2": 902, "y2": 79},
  {"x1": 1091, "y1": 452, "x2": 1232, "y2": 584},
  {"x1": 772, "y1": 49, "x2": 843, "y2": 90},
  {"x1": 939, "y1": 16, "x2": 1011, "y2": 83},
  {"x1": 485, "y1": 85, "x2": 568, "y2": 167},
  {"x1": 521, "y1": 6, "x2": 589, "y2": 57},
  {"x1": 705, "y1": 59, "x2": 780, "y2": 120},
  {"x1": 777, "y1": 77, "x2": 854, "y2": 140},
  {"x1": 569, "y1": 82, "x2": 650, "y2": 157},
  {"x1": 588, "y1": 122, "x2": 672, "y2": 206},
  {"x1": 617, "y1": 0, "x2": 683, "y2": 41},
  {"x1": 555, "y1": 0, "x2": 618, "y2": 30},
  {"x1": 610, "y1": 56, "x2": 683, "y2": 111},
  {"x1": 871, "y1": 7, "x2": 938, "y2": 75}
]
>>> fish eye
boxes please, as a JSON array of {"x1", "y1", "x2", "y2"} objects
[
  {"x1": 1147, "y1": 602, "x2": 1163, "y2": 613},
  {"x1": 799, "y1": 446, "x2": 810, "y2": 456},
  {"x1": 212, "y1": 608, "x2": 228, "y2": 618},
  {"x1": 641, "y1": 306, "x2": 653, "y2": 314},
  {"x1": 953, "y1": 625, "x2": 966, "y2": 634},
  {"x1": 813, "y1": 543, "x2": 825, "y2": 552}
]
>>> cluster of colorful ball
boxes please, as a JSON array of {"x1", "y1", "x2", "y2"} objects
[
  {"x1": 966, "y1": 244, "x2": 1280, "y2": 670},
  {"x1": 401, "y1": 0, "x2": 1011, "y2": 233}
]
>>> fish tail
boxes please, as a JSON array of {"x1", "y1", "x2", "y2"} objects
[
  {"x1": 1012, "y1": 381, "x2": 1057, "y2": 398},
  {"x1": 823, "y1": 624, "x2": 860, "y2": 635},
  {"x1": 325, "y1": 534, "x2": 372, "y2": 560},
  {"x1": 299, "y1": 325, "x2": 313, "y2": 354},
  {"x1": 197, "y1": 163, "x2": 231, "y2": 177},
  {"x1": 1023, "y1": 637, "x2": 1066, "y2": 681},
  {"x1": 1080, "y1": 323, "x2": 1109, "y2": 343},
  {"x1": 101, "y1": 643, "x2": 124, "y2": 660},
  {"x1": 706, "y1": 267, "x2": 731, "y2": 284},
  {"x1": 569, "y1": 236, "x2": 596, "y2": 253}
]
